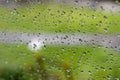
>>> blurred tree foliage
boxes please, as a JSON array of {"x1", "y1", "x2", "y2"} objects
[
  {"x1": 20, "y1": 0, "x2": 120, "y2": 2},
  {"x1": 0, "y1": 0, "x2": 119, "y2": 6},
  {"x1": 14, "y1": 0, "x2": 49, "y2": 3},
  {"x1": 6, "y1": 0, "x2": 120, "y2": 3}
]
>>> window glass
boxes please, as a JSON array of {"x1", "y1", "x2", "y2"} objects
[{"x1": 0, "y1": 0, "x2": 120, "y2": 80}]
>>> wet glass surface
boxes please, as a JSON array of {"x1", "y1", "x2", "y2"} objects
[{"x1": 0, "y1": 0, "x2": 120, "y2": 80}]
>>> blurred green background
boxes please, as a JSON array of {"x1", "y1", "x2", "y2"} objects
[{"x1": 0, "y1": 0, "x2": 120, "y2": 80}]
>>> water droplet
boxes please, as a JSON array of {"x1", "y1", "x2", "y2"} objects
[{"x1": 28, "y1": 38, "x2": 44, "y2": 51}]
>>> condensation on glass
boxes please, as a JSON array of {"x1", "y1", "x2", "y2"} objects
[{"x1": 0, "y1": 0, "x2": 120, "y2": 80}]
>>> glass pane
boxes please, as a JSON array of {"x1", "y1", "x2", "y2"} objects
[{"x1": 0, "y1": 0, "x2": 120, "y2": 80}]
